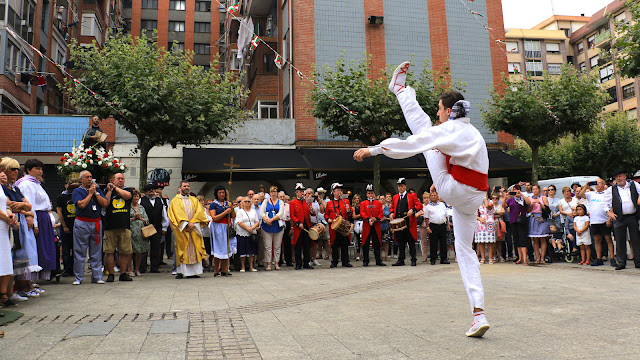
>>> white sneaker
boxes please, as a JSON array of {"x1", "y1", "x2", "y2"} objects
[
  {"x1": 19, "y1": 290, "x2": 39, "y2": 298},
  {"x1": 10, "y1": 293, "x2": 28, "y2": 302},
  {"x1": 95, "y1": 280, "x2": 106, "y2": 284},
  {"x1": 114, "y1": 266, "x2": 120, "y2": 273},
  {"x1": 34, "y1": 288, "x2": 45, "y2": 294},
  {"x1": 466, "y1": 318, "x2": 490, "y2": 337},
  {"x1": 72, "y1": 281, "x2": 81, "y2": 285},
  {"x1": 388, "y1": 61, "x2": 410, "y2": 94},
  {"x1": 313, "y1": 259, "x2": 321, "y2": 266},
  {"x1": 239, "y1": 269, "x2": 245, "y2": 272},
  {"x1": 171, "y1": 271, "x2": 177, "y2": 275}
]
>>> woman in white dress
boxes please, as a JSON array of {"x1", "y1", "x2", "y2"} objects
[{"x1": 474, "y1": 197, "x2": 496, "y2": 264}]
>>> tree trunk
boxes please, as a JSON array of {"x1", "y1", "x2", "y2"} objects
[
  {"x1": 530, "y1": 144, "x2": 540, "y2": 184},
  {"x1": 373, "y1": 156, "x2": 381, "y2": 195},
  {"x1": 138, "y1": 139, "x2": 151, "y2": 191}
]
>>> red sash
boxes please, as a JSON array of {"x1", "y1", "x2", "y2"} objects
[
  {"x1": 76, "y1": 216, "x2": 102, "y2": 244},
  {"x1": 444, "y1": 154, "x2": 489, "y2": 191}
]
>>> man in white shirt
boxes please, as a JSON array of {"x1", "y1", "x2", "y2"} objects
[
  {"x1": 140, "y1": 184, "x2": 169, "y2": 273},
  {"x1": 577, "y1": 179, "x2": 614, "y2": 266},
  {"x1": 353, "y1": 61, "x2": 490, "y2": 337},
  {"x1": 305, "y1": 188, "x2": 325, "y2": 266},
  {"x1": 424, "y1": 187, "x2": 450, "y2": 265},
  {"x1": 605, "y1": 169, "x2": 640, "y2": 270},
  {"x1": 278, "y1": 191, "x2": 293, "y2": 266}
]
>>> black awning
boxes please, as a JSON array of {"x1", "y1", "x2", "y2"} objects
[{"x1": 181, "y1": 147, "x2": 529, "y2": 182}]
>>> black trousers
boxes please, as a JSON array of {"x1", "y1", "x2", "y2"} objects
[
  {"x1": 332, "y1": 232, "x2": 350, "y2": 265},
  {"x1": 429, "y1": 223, "x2": 448, "y2": 261},
  {"x1": 61, "y1": 229, "x2": 74, "y2": 274},
  {"x1": 282, "y1": 222, "x2": 292, "y2": 265},
  {"x1": 164, "y1": 227, "x2": 174, "y2": 258},
  {"x1": 149, "y1": 233, "x2": 162, "y2": 271},
  {"x1": 295, "y1": 229, "x2": 311, "y2": 267},
  {"x1": 363, "y1": 230, "x2": 381, "y2": 264},
  {"x1": 612, "y1": 214, "x2": 640, "y2": 267},
  {"x1": 396, "y1": 228, "x2": 416, "y2": 261}
]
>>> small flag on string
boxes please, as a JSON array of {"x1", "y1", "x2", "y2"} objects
[
  {"x1": 274, "y1": 54, "x2": 283, "y2": 69},
  {"x1": 484, "y1": 26, "x2": 493, "y2": 31},
  {"x1": 37, "y1": 75, "x2": 47, "y2": 87},
  {"x1": 250, "y1": 35, "x2": 260, "y2": 51},
  {"x1": 73, "y1": 78, "x2": 81, "y2": 87},
  {"x1": 495, "y1": 39, "x2": 506, "y2": 44},
  {"x1": 227, "y1": 3, "x2": 239, "y2": 16},
  {"x1": 470, "y1": 11, "x2": 484, "y2": 17},
  {"x1": 295, "y1": 69, "x2": 304, "y2": 79},
  {"x1": 29, "y1": 44, "x2": 43, "y2": 58}
]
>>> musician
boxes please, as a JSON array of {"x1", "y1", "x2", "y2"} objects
[
  {"x1": 82, "y1": 116, "x2": 107, "y2": 150},
  {"x1": 289, "y1": 183, "x2": 314, "y2": 270},
  {"x1": 325, "y1": 183, "x2": 353, "y2": 268},
  {"x1": 390, "y1": 178, "x2": 423, "y2": 266},
  {"x1": 360, "y1": 184, "x2": 386, "y2": 266}
]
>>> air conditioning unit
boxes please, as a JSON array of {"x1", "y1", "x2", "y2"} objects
[
  {"x1": 21, "y1": 20, "x2": 27, "y2": 26},
  {"x1": 28, "y1": 27, "x2": 33, "y2": 33}
]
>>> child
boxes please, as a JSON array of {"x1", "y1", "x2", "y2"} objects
[
  {"x1": 549, "y1": 223, "x2": 563, "y2": 252},
  {"x1": 573, "y1": 204, "x2": 591, "y2": 265}
]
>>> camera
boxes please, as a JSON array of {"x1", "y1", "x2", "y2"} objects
[{"x1": 508, "y1": 191, "x2": 517, "y2": 196}]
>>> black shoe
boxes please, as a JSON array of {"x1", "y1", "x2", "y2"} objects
[
  {"x1": 376, "y1": 261, "x2": 386, "y2": 266},
  {"x1": 330, "y1": 263, "x2": 338, "y2": 268},
  {"x1": 615, "y1": 265, "x2": 625, "y2": 270},
  {"x1": 160, "y1": 261, "x2": 167, "y2": 265},
  {"x1": 139, "y1": 269, "x2": 147, "y2": 274},
  {"x1": 149, "y1": 269, "x2": 161, "y2": 273},
  {"x1": 635, "y1": 264, "x2": 640, "y2": 269},
  {"x1": 106, "y1": 274, "x2": 115, "y2": 283},
  {"x1": 440, "y1": 259, "x2": 450, "y2": 264},
  {"x1": 362, "y1": 262, "x2": 369, "y2": 267},
  {"x1": 411, "y1": 259, "x2": 417, "y2": 266},
  {"x1": 119, "y1": 273, "x2": 133, "y2": 281},
  {"x1": 176, "y1": 273, "x2": 184, "y2": 279},
  {"x1": 62, "y1": 271, "x2": 74, "y2": 277},
  {"x1": 342, "y1": 263, "x2": 353, "y2": 268},
  {"x1": 392, "y1": 261, "x2": 405, "y2": 266},
  {"x1": 213, "y1": 273, "x2": 220, "y2": 277},
  {"x1": 430, "y1": 260, "x2": 436, "y2": 265},
  {"x1": 610, "y1": 259, "x2": 617, "y2": 267},
  {"x1": 286, "y1": 263, "x2": 294, "y2": 267},
  {"x1": 295, "y1": 265, "x2": 302, "y2": 270},
  {"x1": 186, "y1": 275, "x2": 200, "y2": 278},
  {"x1": 303, "y1": 264, "x2": 314, "y2": 269}
]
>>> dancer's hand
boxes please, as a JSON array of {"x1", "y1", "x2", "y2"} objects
[{"x1": 353, "y1": 148, "x2": 371, "y2": 162}]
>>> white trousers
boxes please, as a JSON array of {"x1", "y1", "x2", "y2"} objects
[{"x1": 398, "y1": 88, "x2": 486, "y2": 313}]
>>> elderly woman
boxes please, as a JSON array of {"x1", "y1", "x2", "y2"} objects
[
  {"x1": 15, "y1": 159, "x2": 57, "y2": 280},
  {"x1": 129, "y1": 189, "x2": 149, "y2": 276},
  {"x1": 209, "y1": 185, "x2": 236, "y2": 277},
  {"x1": 261, "y1": 186, "x2": 284, "y2": 271},
  {"x1": 236, "y1": 196, "x2": 259, "y2": 272},
  {"x1": 1, "y1": 158, "x2": 41, "y2": 297}
]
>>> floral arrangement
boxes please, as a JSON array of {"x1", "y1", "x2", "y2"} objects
[{"x1": 57, "y1": 143, "x2": 127, "y2": 182}]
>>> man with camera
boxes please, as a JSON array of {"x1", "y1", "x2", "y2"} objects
[{"x1": 102, "y1": 173, "x2": 134, "y2": 282}]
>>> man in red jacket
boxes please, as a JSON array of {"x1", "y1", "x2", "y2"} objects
[
  {"x1": 361, "y1": 184, "x2": 386, "y2": 267},
  {"x1": 289, "y1": 183, "x2": 314, "y2": 270},
  {"x1": 325, "y1": 183, "x2": 353, "y2": 268},
  {"x1": 390, "y1": 178, "x2": 423, "y2": 266}
]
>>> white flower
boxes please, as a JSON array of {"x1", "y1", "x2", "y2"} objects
[
  {"x1": 89, "y1": 160, "x2": 93, "y2": 164},
  {"x1": 81, "y1": 163, "x2": 87, "y2": 169},
  {"x1": 98, "y1": 160, "x2": 103, "y2": 165},
  {"x1": 120, "y1": 165, "x2": 125, "y2": 170}
]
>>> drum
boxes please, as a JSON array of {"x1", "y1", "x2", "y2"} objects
[
  {"x1": 94, "y1": 130, "x2": 108, "y2": 142},
  {"x1": 390, "y1": 218, "x2": 407, "y2": 232},
  {"x1": 308, "y1": 223, "x2": 326, "y2": 240},
  {"x1": 331, "y1": 216, "x2": 353, "y2": 237}
]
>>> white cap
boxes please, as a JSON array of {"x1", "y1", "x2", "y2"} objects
[
  {"x1": 316, "y1": 187, "x2": 326, "y2": 193},
  {"x1": 397, "y1": 177, "x2": 407, "y2": 185},
  {"x1": 365, "y1": 184, "x2": 374, "y2": 191},
  {"x1": 295, "y1": 183, "x2": 306, "y2": 191},
  {"x1": 331, "y1": 182, "x2": 343, "y2": 191}
]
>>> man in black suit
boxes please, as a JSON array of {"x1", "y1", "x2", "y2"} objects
[
  {"x1": 606, "y1": 169, "x2": 640, "y2": 270},
  {"x1": 140, "y1": 184, "x2": 169, "y2": 273}
]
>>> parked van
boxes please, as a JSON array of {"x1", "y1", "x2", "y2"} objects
[{"x1": 538, "y1": 176, "x2": 599, "y2": 191}]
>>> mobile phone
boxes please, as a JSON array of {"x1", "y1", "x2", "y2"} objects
[
  {"x1": 587, "y1": 181, "x2": 597, "y2": 186},
  {"x1": 509, "y1": 191, "x2": 517, "y2": 196}
]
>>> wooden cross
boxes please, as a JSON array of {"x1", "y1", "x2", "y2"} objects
[{"x1": 224, "y1": 156, "x2": 240, "y2": 187}]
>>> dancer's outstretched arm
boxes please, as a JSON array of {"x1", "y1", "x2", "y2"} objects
[{"x1": 398, "y1": 87, "x2": 432, "y2": 135}]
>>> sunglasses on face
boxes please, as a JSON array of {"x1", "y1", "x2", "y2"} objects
[{"x1": 9, "y1": 168, "x2": 19, "y2": 171}]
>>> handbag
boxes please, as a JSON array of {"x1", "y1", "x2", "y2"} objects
[
  {"x1": 416, "y1": 215, "x2": 424, "y2": 226},
  {"x1": 141, "y1": 224, "x2": 157, "y2": 238}
]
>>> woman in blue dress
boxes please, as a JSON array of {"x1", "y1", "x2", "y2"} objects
[{"x1": 209, "y1": 186, "x2": 236, "y2": 277}]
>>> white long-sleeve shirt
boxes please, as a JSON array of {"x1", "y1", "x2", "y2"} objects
[{"x1": 147, "y1": 196, "x2": 169, "y2": 232}]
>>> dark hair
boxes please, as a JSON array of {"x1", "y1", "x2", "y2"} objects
[
  {"x1": 576, "y1": 204, "x2": 587, "y2": 214},
  {"x1": 213, "y1": 185, "x2": 227, "y2": 201},
  {"x1": 439, "y1": 91, "x2": 464, "y2": 111},
  {"x1": 24, "y1": 158, "x2": 44, "y2": 172},
  {"x1": 180, "y1": 180, "x2": 189, "y2": 186}
]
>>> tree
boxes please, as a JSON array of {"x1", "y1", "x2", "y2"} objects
[
  {"x1": 482, "y1": 66, "x2": 608, "y2": 183},
  {"x1": 508, "y1": 139, "x2": 572, "y2": 180},
  {"x1": 308, "y1": 54, "x2": 463, "y2": 192},
  {"x1": 613, "y1": 0, "x2": 640, "y2": 78},
  {"x1": 63, "y1": 32, "x2": 248, "y2": 189},
  {"x1": 567, "y1": 112, "x2": 640, "y2": 179}
]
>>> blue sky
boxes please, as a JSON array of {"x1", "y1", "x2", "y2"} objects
[{"x1": 502, "y1": 0, "x2": 615, "y2": 29}]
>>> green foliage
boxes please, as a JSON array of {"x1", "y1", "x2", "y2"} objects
[
  {"x1": 308, "y1": 54, "x2": 464, "y2": 146},
  {"x1": 613, "y1": 0, "x2": 640, "y2": 78},
  {"x1": 482, "y1": 66, "x2": 608, "y2": 182},
  {"x1": 508, "y1": 138, "x2": 572, "y2": 180},
  {"x1": 63, "y1": 31, "x2": 247, "y2": 188}
]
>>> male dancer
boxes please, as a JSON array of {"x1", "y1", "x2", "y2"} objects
[
  {"x1": 354, "y1": 61, "x2": 490, "y2": 337},
  {"x1": 360, "y1": 184, "x2": 386, "y2": 267}
]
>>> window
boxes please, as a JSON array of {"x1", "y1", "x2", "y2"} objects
[
  {"x1": 195, "y1": 1, "x2": 211, "y2": 12},
  {"x1": 169, "y1": 42, "x2": 184, "y2": 52},
  {"x1": 256, "y1": 101, "x2": 278, "y2": 119},
  {"x1": 622, "y1": 84, "x2": 635, "y2": 100},
  {"x1": 169, "y1": 0, "x2": 185, "y2": 10},
  {"x1": 606, "y1": 87, "x2": 617, "y2": 104},
  {"x1": 194, "y1": 43, "x2": 210, "y2": 55},
  {"x1": 562, "y1": 28, "x2": 570, "y2": 37},
  {"x1": 169, "y1": 21, "x2": 185, "y2": 32},
  {"x1": 524, "y1": 40, "x2": 541, "y2": 58},
  {"x1": 587, "y1": 34, "x2": 596, "y2": 49},
  {"x1": 141, "y1": 0, "x2": 158, "y2": 9},
  {"x1": 230, "y1": 49, "x2": 240, "y2": 70},
  {"x1": 546, "y1": 43, "x2": 560, "y2": 54},
  {"x1": 81, "y1": 13, "x2": 103, "y2": 44},
  {"x1": 548, "y1": 64, "x2": 562, "y2": 75},
  {"x1": 508, "y1": 62, "x2": 521, "y2": 74},
  {"x1": 263, "y1": 53, "x2": 277, "y2": 73},
  {"x1": 194, "y1": 22, "x2": 211, "y2": 33},
  {"x1": 614, "y1": 12, "x2": 627, "y2": 26},
  {"x1": 123, "y1": 0, "x2": 132, "y2": 9},
  {"x1": 141, "y1": 20, "x2": 157, "y2": 31},
  {"x1": 577, "y1": 42, "x2": 584, "y2": 54},
  {"x1": 525, "y1": 59, "x2": 543, "y2": 76},
  {"x1": 579, "y1": 62, "x2": 585, "y2": 71},
  {"x1": 506, "y1": 41, "x2": 518, "y2": 53},
  {"x1": 600, "y1": 64, "x2": 614, "y2": 83},
  {"x1": 590, "y1": 55, "x2": 599, "y2": 68}
]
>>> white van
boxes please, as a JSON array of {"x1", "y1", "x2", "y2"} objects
[{"x1": 537, "y1": 176, "x2": 599, "y2": 191}]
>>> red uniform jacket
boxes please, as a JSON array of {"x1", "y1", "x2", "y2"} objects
[
  {"x1": 360, "y1": 199, "x2": 383, "y2": 246},
  {"x1": 290, "y1": 198, "x2": 312, "y2": 246},
  {"x1": 390, "y1": 192, "x2": 423, "y2": 241},
  {"x1": 324, "y1": 198, "x2": 351, "y2": 246}
]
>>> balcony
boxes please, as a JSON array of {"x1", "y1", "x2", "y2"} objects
[
  {"x1": 246, "y1": 0, "x2": 275, "y2": 17},
  {"x1": 595, "y1": 29, "x2": 611, "y2": 48}
]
